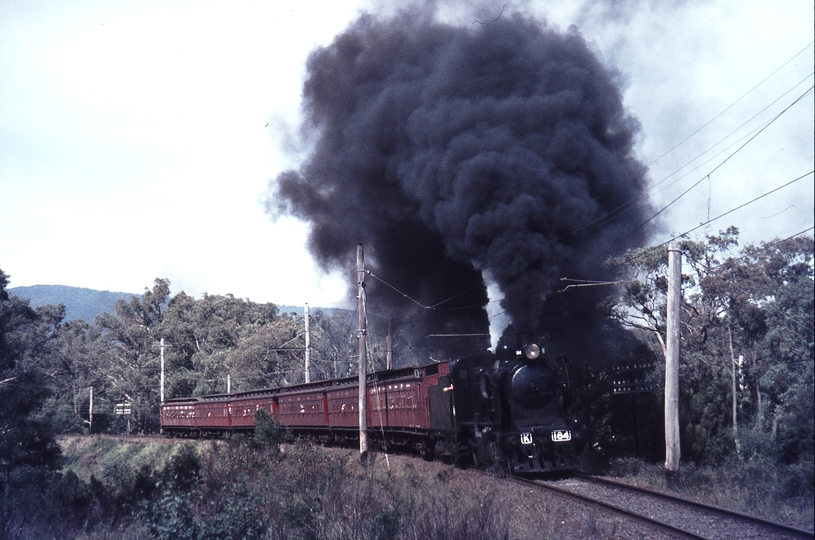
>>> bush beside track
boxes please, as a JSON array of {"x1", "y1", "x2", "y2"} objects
[{"x1": 5, "y1": 433, "x2": 808, "y2": 539}]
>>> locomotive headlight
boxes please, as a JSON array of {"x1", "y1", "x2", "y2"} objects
[{"x1": 522, "y1": 343, "x2": 542, "y2": 361}]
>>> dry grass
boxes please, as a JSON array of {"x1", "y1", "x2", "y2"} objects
[
  {"x1": 46, "y1": 437, "x2": 811, "y2": 538},
  {"x1": 606, "y1": 457, "x2": 814, "y2": 530}
]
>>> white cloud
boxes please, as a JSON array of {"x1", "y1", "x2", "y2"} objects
[{"x1": 1, "y1": 0, "x2": 812, "y2": 307}]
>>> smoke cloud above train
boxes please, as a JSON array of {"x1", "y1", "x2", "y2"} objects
[{"x1": 266, "y1": 8, "x2": 652, "y2": 356}]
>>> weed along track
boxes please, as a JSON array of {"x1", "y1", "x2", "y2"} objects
[
  {"x1": 572, "y1": 474, "x2": 815, "y2": 539},
  {"x1": 57, "y1": 435, "x2": 811, "y2": 540},
  {"x1": 503, "y1": 472, "x2": 814, "y2": 540}
]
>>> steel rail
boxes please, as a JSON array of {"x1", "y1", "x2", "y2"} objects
[
  {"x1": 505, "y1": 474, "x2": 708, "y2": 540},
  {"x1": 575, "y1": 473, "x2": 814, "y2": 539}
]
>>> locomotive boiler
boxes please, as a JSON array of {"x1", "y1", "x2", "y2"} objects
[{"x1": 446, "y1": 341, "x2": 577, "y2": 473}]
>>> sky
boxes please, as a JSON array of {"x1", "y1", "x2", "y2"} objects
[{"x1": 1, "y1": 0, "x2": 812, "y2": 309}]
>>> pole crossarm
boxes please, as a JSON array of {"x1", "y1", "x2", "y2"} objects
[{"x1": 557, "y1": 277, "x2": 624, "y2": 293}]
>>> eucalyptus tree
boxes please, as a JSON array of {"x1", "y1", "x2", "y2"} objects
[
  {"x1": 0, "y1": 268, "x2": 62, "y2": 523},
  {"x1": 606, "y1": 229, "x2": 813, "y2": 465},
  {"x1": 94, "y1": 278, "x2": 171, "y2": 432}
]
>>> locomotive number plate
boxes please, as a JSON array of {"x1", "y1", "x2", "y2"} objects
[
  {"x1": 519, "y1": 432, "x2": 533, "y2": 445},
  {"x1": 551, "y1": 430, "x2": 572, "y2": 442}
]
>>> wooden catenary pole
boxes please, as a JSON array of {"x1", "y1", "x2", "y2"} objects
[
  {"x1": 386, "y1": 317, "x2": 393, "y2": 370},
  {"x1": 160, "y1": 337, "x2": 166, "y2": 403},
  {"x1": 664, "y1": 242, "x2": 682, "y2": 472},
  {"x1": 304, "y1": 303, "x2": 311, "y2": 383},
  {"x1": 357, "y1": 244, "x2": 368, "y2": 456}
]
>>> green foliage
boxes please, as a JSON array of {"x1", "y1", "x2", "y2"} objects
[
  {"x1": 252, "y1": 408, "x2": 290, "y2": 455},
  {"x1": 65, "y1": 437, "x2": 504, "y2": 540},
  {"x1": 51, "y1": 434, "x2": 815, "y2": 538},
  {"x1": 0, "y1": 268, "x2": 64, "y2": 537},
  {"x1": 607, "y1": 230, "x2": 814, "y2": 467},
  {"x1": 16, "y1": 277, "x2": 341, "y2": 436},
  {"x1": 162, "y1": 443, "x2": 201, "y2": 491},
  {"x1": 0, "y1": 268, "x2": 509, "y2": 538},
  {"x1": 4, "y1": 270, "x2": 368, "y2": 439},
  {"x1": 159, "y1": 289, "x2": 310, "y2": 397}
]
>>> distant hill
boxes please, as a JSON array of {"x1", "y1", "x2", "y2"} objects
[
  {"x1": 8, "y1": 285, "x2": 344, "y2": 323},
  {"x1": 9, "y1": 285, "x2": 139, "y2": 322}
]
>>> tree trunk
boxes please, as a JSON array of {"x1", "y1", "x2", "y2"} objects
[{"x1": 728, "y1": 326, "x2": 740, "y2": 456}]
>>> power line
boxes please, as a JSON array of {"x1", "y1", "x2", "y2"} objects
[
  {"x1": 658, "y1": 170, "x2": 814, "y2": 247},
  {"x1": 584, "y1": 85, "x2": 814, "y2": 266},
  {"x1": 574, "y1": 74, "x2": 814, "y2": 236},
  {"x1": 366, "y1": 271, "x2": 483, "y2": 310},
  {"x1": 631, "y1": 171, "x2": 813, "y2": 262},
  {"x1": 646, "y1": 40, "x2": 814, "y2": 169},
  {"x1": 647, "y1": 73, "x2": 814, "y2": 196}
]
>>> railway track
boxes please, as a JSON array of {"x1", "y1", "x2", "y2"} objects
[
  {"x1": 506, "y1": 472, "x2": 813, "y2": 540},
  {"x1": 58, "y1": 433, "x2": 175, "y2": 445}
]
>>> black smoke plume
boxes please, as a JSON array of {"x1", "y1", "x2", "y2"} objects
[{"x1": 266, "y1": 9, "x2": 651, "y2": 362}]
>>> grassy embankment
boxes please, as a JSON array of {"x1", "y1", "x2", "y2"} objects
[
  {"x1": 48, "y1": 435, "x2": 812, "y2": 539},
  {"x1": 54, "y1": 434, "x2": 511, "y2": 540},
  {"x1": 59, "y1": 436, "x2": 191, "y2": 483}
]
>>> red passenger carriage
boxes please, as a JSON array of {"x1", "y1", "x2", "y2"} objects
[{"x1": 160, "y1": 346, "x2": 577, "y2": 474}]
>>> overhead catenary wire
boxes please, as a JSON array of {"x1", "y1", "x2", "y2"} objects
[
  {"x1": 557, "y1": 277, "x2": 624, "y2": 293},
  {"x1": 366, "y1": 270, "x2": 484, "y2": 310},
  {"x1": 645, "y1": 41, "x2": 813, "y2": 169},
  {"x1": 640, "y1": 72, "x2": 815, "y2": 204},
  {"x1": 573, "y1": 67, "x2": 814, "y2": 236},
  {"x1": 619, "y1": 171, "x2": 814, "y2": 266},
  {"x1": 759, "y1": 205, "x2": 796, "y2": 220},
  {"x1": 655, "y1": 170, "x2": 813, "y2": 248},
  {"x1": 583, "y1": 85, "x2": 814, "y2": 267}
]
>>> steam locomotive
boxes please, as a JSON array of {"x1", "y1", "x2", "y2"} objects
[{"x1": 161, "y1": 340, "x2": 578, "y2": 474}]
